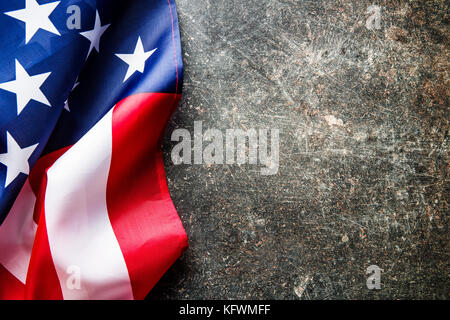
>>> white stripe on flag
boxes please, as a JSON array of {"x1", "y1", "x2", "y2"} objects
[
  {"x1": 45, "y1": 109, "x2": 134, "y2": 300},
  {"x1": 0, "y1": 180, "x2": 37, "y2": 284}
]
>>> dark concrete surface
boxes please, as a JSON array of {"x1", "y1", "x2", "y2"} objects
[{"x1": 148, "y1": 0, "x2": 449, "y2": 299}]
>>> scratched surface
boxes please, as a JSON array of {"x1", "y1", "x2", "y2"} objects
[{"x1": 147, "y1": 0, "x2": 449, "y2": 299}]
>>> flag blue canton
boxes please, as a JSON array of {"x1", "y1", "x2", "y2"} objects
[{"x1": 0, "y1": 0, "x2": 183, "y2": 224}]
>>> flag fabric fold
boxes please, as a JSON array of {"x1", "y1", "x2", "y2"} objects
[{"x1": 0, "y1": 0, "x2": 187, "y2": 300}]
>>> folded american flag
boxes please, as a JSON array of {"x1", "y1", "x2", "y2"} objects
[{"x1": 0, "y1": 0, "x2": 187, "y2": 299}]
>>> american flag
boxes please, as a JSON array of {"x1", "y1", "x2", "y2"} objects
[{"x1": 0, "y1": 0, "x2": 187, "y2": 299}]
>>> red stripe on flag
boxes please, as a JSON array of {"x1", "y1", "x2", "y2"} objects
[
  {"x1": 24, "y1": 210, "x2": 63, "y2": 300},
  {"x1": 24, "y1": 149, "x2": 70, "y2": 300},
  {"x1": 107, "y1": 93, "x2": 188, "y2": 300},
  {"x1": 0, "y1": 264, "x2": 25, "y2": 300}
]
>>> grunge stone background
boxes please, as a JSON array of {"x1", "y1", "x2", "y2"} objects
[{"x1": 147, "y1": 0, "x2": 448, "y2": 299}]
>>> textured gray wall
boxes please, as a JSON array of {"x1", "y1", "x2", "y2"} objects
[{"x1": 148, "y1": 0, "x2": 448, "y2": 299}]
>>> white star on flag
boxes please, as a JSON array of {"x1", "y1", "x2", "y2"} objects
[
  {"x1": 115, "y1": 37, "x2": 157, "y2": 82},
  {"x1": 4, "y1": 0, "x2": 61, "y2": 44},
  {"x1": 64, "y1": 82, "x2": 80, "y2": 112},
  {"x1": 0, "y1": 132, "x2": 38, "y2": 188},
  {"x1": 0, "y1": 59, "x2": 52, "y2": 116},
  {"x1": 80, "y1": 10, "x2": 110, "y2": 58}
]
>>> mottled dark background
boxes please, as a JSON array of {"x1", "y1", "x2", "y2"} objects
[{"x1": 147, "y1": 0, "x2": 449, "y2": 299}]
